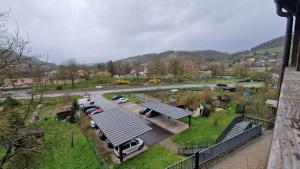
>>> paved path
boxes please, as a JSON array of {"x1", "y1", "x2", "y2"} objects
[{"x1": 208, "y1": 130, "x2": 273, "y2": 169}]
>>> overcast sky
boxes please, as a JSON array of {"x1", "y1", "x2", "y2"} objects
[{"x1": 1, "y1": 0, "x2": 286, "y2": 64}]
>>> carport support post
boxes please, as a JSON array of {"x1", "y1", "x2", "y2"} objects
[
  {"x1": 119, "y1": 144, "x2": 123, "y2": 163},
  {"x1": 195, "y1": 151, "x2": 199, "y2": 169},
  {"x1": 188, "y1": 115, "x2": 191, "y2": 127}
]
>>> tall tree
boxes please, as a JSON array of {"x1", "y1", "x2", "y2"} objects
[
  {"x1": 0, "y1": 11, "x2": 29, "y2": 76},
  {"x1": 207, "y1": 62, "x2": 225, "y2": 78},
  {"x1": 107, "y1": 60, "x2": 115, "y2": 75},
  {"x1": 168, "y1": 57, "x2": 182, "y2": 81},
  {"x1": 181, "y1": 57, "x2": 197, "y2": 80},
  {"x1": 233, "y1": 63, "x2": 250, "y2": 78},
  {"x1": 148, "y1": 57, "x2": 166, "y2": 78},
  {"x1": 65, "y1": 58, "x2": 79, "y2": 88}
]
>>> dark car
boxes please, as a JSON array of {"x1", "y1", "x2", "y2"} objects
[
  {"x1": 216, "y1": 83, "x2": 227, "y2": 87},
  {"x1": 145, "y1": 110, "x2": 160, "y2": 118},
  {"x1": 99, "y1": 131, "x2": 106, "y2": 140},
  {"x1": 106, "y1": 139, "x2": 113, "y2": 148},
  {"x1": 88, "y1": 109, "x2": 104, "y2": 117},
  {"x1": 85, "y1": 108, "x2": 99, "y2": 115},
  {"x1": 112, "y1": 95, "x2": 123, "y2": 100},
  {"x1": 83, "y1": 105, "x2": 101, "y2": 112},
  {"x1": 139, "y1": 107, "x2": 150, "y2": 115}
]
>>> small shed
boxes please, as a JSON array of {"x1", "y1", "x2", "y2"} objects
[
  {"x1": 218, "y1": 85, "x2": 236, "y2": 92},
  {"x1": 55, "y1": 105, "x2": 73, "y2": 121}
]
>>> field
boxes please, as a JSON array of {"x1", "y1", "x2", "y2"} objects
[
  {"x1": 114, "y1": 144, "x2": 184, "y2": 169},
  {"x1": 33, "y1": 118, "x2": 103, "y2": 169},
  {"x1": 0, "y1": 96, "x2": 105, "y2": 169},
  {"x1": 172, "y1": 103, "x2": 237, "y2": 146}
]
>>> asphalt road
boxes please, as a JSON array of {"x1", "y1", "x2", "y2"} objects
[{"x1": 11, "y1": 82, "x2": 264, "y2": 100}]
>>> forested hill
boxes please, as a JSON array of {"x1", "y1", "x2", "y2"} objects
[
  {"x1": 118, "y1": 50, "x2": 230, "y2": 63},
  {"x1": 250, "y1": 36, "x2": 285, "y2": 52}
]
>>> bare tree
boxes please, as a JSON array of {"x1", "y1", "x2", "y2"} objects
[
  {"x1": 148, "y1": 57, "x2": 166, "y2": 78},
  {"x1": 106, "y1": 60, "x2": 115, "y2": 75},
  {"x1": 132, "y1": 56, "x2": 141, "y2": 78},
  {"x1": 65, "y1": 58, "x2": 79, "y2": 88},
  {"x1": 168, "y1": 57, "x2": 182, "y2": 81},
  {"x1": 0, "y1": 11, "x2": 47, "y2": 168},
  {"x1": 0, "y1": 11, "x2": 30, "y2": 76},
  {"x1": 207, "y1": 62, "x2": 225, "y2": 78},
  {"x1": 80, "y1": 64, "x2": 91, "y2": 84}
]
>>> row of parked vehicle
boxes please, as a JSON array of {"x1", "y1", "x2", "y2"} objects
[
  {"x1": 139, "y1": 107, "x2": 160, "y2": 118},
  {"x1": 79, "y1": 94, "x2": 145, "y2": 158},
  {"x1": 112, "y1": 95, "x2": 129, "y2": 104},
  {"x1": 78, "y1": 95, "x2": 103, "y2": 128}
]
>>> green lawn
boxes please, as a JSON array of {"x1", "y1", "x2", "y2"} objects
[
  {"x1": 114, "y1": 144, "x2": 184, "y2": 169},
  {"x1": 103, "y1": 92, "x2": 144, "y2": 104},
  {"x1": 33, "y1": 118, "x2": 103, "y2": 169},
  {"x1": 37, "y1": 79, "x2": 111, "y2": 92},
  {"x1": 172, "y1": 104, "x2": 237, "y2": 146}
]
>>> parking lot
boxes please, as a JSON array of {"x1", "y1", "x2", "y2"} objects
[{"x1": 86, "y1": 91, "x2": 179, "y2": 162}]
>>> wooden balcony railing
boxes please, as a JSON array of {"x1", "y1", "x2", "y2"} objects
[{"x1": 267, "y1": 67, "x2": 300, "y2": 169}]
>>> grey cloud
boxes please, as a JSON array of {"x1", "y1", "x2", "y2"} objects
[{"x1": 1, "y1": 0, "x2": 285, "y2": 63}]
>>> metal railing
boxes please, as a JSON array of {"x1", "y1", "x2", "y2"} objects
[
  {"x1": 87, "y1": 138, "x2": 110, "y2": 169},
  {"x1": 215, "y1": 115, "x2": 244, "y2": 143},
  {"x1": 167, "y1": 154, "x2": 196, "y2": 169},
  {"x1": 245, "y1": 115, "x2": 275, "y2": 129},
  {"x1": 166, "y1": 124, "x2": 262, "y2": 169}
]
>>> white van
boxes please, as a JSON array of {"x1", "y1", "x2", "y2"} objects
[{"x1": 113, "y1": 138, "x2": 144, "y2": 157}]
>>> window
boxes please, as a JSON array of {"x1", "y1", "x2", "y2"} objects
[
  {"x1": 121, "y1": 143, "x2": 130, "y2": 150},
  {"x1": 131, "y1": 141, "x2": 137, "y2": 146}
]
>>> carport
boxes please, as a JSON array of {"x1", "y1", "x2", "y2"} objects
[
  {"x1": 91, "y1": 108, "x2": 152, "y2": 162},
  {"x1": 140, "y1": 101, "x2": 192, "y2": 126}
]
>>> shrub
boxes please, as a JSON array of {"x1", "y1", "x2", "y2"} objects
[
  {"x1": 148, "y1": 79, "x2": 161, "y2": 85},
  {"x1": 210, "y1": 111, "x2": 225, "y2": 126},
  {"x1": 3, "y1": 96, "x2": 20, "y2": 108},
  {"x1": 114, "y1": 79, "x2": 130, "y2": 85},
  {"x1": 55, "y1": 85, "x2": 63, "y2": 90}
]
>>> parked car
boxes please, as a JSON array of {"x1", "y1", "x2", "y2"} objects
[
  {"x1": 112, "y1": 95, "x2": 123, "y2": 100},
  {"x1": 216, "y1": 83, "x2": 227, "y2": 87},
  {"x1": 90, "y1": 120, "x2": 96, "y2": 128},
  {"x1": 145, "y1": 110, "x2": 160, "y2": 118},
  {"x1": 82, "y1": 105, "x2": 101, "y2": 112},
  {"x1": 85, "y1": 108, "x2": 99, "y2": 115},
  {"x1": 139, "y1": 107, "x2": 150, "y2": 115},
  {"x1": 106, "y1": 139, "x2": 113, "y2": 148},
  {"x1": 99, "y1": 130, "x2": 106, "y2": 140},
  {"x1": 113, "y1": 138, "x2": 144, "y2": 157},
  {"x1": 117, "y1": 98, "x2": 129, "y2": 104},
  {"x1": 78, "y1": 98, "x2": 94, "y2": 108},
  {"x1": 88, "y1": 109, "x2": 103, "y2": 117}
]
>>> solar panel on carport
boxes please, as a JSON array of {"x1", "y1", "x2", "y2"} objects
[
  {"x1": 140, "y1": 101, "x2": 191, "y2": 119},
  {"x1": 91, "y1": 108, "x2": 152, "y2": 147}
]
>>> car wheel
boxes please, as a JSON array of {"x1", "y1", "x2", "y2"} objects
[
  {"x1": 122, "y1": 153, "x2": 126, "y2": 158},
  {"x1": 138, "y1": 145, "x2": 143, "y2": 150}
]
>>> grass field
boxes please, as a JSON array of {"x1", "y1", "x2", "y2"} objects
[
  {"x1": 172, "y1": 103, "x2": 237, "y2": 146},
  {"x1": 33, "y1": 118, "x2": 103, "y2": 169},
  {"x1": 11, "y1": 96, "x2": 103, "y2": 169},
  {"x1": 114, "y1": 144, "x2": 184, "y2": 169}
]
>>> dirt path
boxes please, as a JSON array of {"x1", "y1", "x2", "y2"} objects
[
  {"x1": 209, "y1": 130, "x2": 273, "y2": 169},
  {"x1": 160, "y1": 138, "x2": 181, "y2": 153}
]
